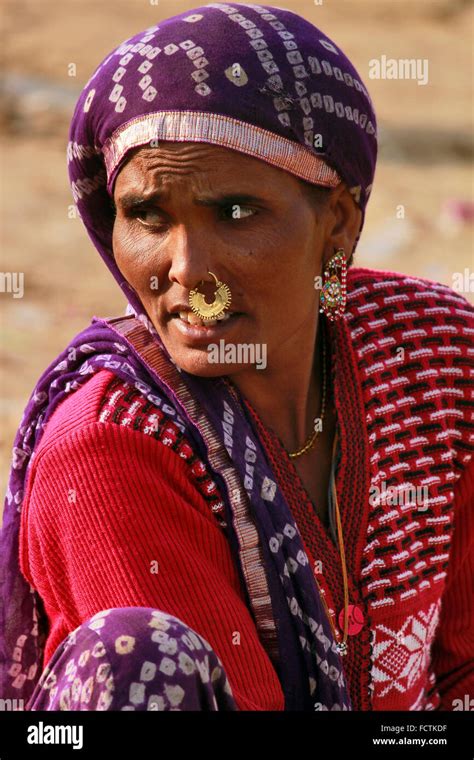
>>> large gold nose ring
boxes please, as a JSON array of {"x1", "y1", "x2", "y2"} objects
[{"x1": 188, "y1": 271, "x2": 232, "y2": 320}]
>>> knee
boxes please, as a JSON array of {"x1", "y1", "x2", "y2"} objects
[
  {"x1": 30, "y1": 607, "x2": 237, "y2": 711},
  {"x1": 79, "y1": 607, "x2": 219, "y2": 682},
  {"x1": 84, "y1": 607, "x2": 216, "y2": 655}
]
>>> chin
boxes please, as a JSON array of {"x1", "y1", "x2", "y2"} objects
[
  {"x1": 165, "y1": 345, "x2": 231, "y2": 378},
  {"x1": 156, "y1": 314, "x2": 258, "y2": 377},
  {"x1": 164, "y1": 341, "x2": 263, "y2": 379}
]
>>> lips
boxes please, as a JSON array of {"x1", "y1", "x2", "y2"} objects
[
  {"x1": 175, "y1": 309, "x2": 237, "y2": 327},
  {"x1": 170, "y1": 311, "x2": 243, "y2": 341}
]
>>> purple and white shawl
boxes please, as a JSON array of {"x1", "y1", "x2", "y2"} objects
[{"x1": 0, "y1": 3, "x2": 377, "y2": 710}]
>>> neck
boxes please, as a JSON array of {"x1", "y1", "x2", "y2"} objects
[{"x1": 229, "y1": 316, "x2": 327, "y2": 454}]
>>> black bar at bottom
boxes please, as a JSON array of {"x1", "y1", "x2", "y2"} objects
[{"x1": 0, "y1": 709, "x2": 473, "y2": 758}]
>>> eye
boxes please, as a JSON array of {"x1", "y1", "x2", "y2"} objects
[
  {"x1": 220, "y1": 204, "x2": 257, "y2": 221},
  {"x1": 134, "y1": 208, "x2": 165, "y2": 227},
  {"x1": 125, "y1": 205, "x2": 166, "y2": 229}
]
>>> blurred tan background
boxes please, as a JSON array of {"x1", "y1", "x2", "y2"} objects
[{"x1": 1, "y1": 0, "x2": 473, "y2": 505}]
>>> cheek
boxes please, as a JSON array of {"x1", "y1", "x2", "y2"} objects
[
  {"x1": 257, "y1": 227, "x2": 320, "y2": 319},
  {"x1": 238, "y1": 225, "x2": 295, "y2": 277},
  {"x1": 256, "y1": 225, "x2": 315, "y2": 286},
  {"x1": 112, "y1": 222, "x2": 163, "y2": 289}
]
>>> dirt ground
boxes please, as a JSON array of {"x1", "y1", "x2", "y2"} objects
[{"x1": 1, "y1": 0, "x2": 473, "y2": 505}]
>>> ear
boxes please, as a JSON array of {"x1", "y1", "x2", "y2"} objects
[{"x1": 321, "y1": 183, "x2": 362, "y2": 269}]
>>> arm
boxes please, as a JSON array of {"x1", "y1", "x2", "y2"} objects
[
  {"x1": 19, "y1": 420, "x2": 285, "y2": 711},
  {"x1": 431, "y1": 457, "x2": 474, "y2": 710}
]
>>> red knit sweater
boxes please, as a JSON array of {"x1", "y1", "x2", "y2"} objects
[{"x1": 19, "y1": 268, "x2": 474, "y2": 711}]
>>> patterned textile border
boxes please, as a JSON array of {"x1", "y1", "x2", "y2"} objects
[{"x1": 103, "y1": 110, "x2": 341, "y2": 192}]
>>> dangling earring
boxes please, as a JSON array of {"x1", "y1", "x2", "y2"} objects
[{"x1": 319, "y1": 249, "x2": 347, "y2": 321}]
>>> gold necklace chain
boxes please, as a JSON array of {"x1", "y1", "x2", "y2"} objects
[
  {"x1": 313, "y1": 427, "x2": 349, "y2": 655},
  {"x1": 288, "y1": 324, "x2": 350, "y2": 653},
  {"x1": 288, "y1": 326, "x2": 327, "y2": 459}
]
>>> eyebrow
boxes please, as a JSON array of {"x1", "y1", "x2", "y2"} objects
[
  {"x1": 116, "y1": 190, "x2": 266, "y2": 210},
  {"x1": 195, "y1": 193, "x2": 264, "y2": 208}
]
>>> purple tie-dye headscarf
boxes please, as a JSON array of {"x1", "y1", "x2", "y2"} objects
[{"x1": 1, "y1": 3, "x2": 377, "y2": 710}]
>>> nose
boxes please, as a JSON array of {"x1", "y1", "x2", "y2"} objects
[{"x1": 168, "y1": 224, "x2": 214, "y2": 291}]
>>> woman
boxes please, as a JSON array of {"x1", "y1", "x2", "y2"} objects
[{"x1": 1, "y1": 3, "x2": 472, "y2": 712}]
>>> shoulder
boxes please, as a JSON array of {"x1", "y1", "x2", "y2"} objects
[
  {"x1": 345, "y1": 266, "x2": 474, "y2": 471},
  {"x1": 34, "y1": 369, "x2": 117, "y2": 454},
  {"x1": 27, "y1": 368, "x2": 225, "y2": 526},
  {"x1": 345, "y1": 266, "x2": 474, "y2": 356},
  {"x1": 346, "y1": 266, "x2": 474, "y2": 324},
  {"x1": 35, "y1": 368, "x2": 190, "y2": 463}
]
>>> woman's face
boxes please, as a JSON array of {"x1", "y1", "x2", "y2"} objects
[{"x1": 112, "y1": 141, "x2": 331, "y2": 378}]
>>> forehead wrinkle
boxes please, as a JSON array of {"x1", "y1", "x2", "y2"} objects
[
  {"x1": 129, "y1": 169, "x2": 217, "y2": 201},
  {"x1": 129, "y1": 158, "x2": 204, "y2": 182},
  {"x1": 132, "y1": 144, "x2": 229, "y2": 173},
  {"x1": 136, "y1": 143, "x2": 233, "y2": 161},
  {"x1": 117, "y1": 143, "x2": 296, "y2": 203},
  {"x1": 120, "y1": 153, "x2": 237, "y2": 199},
  {"x1": 128, "y1": 142, "x2": 267, "y2": 181}
]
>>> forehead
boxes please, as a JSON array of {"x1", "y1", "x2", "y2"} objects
[{"x1": 114, "y1": 141, "x2": 298, "y2": 192}]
